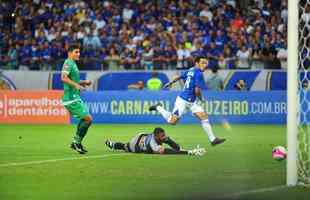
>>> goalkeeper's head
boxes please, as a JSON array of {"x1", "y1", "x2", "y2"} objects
[{"x1": 153, "y1": 127, "x2": 167, "y2": 143}]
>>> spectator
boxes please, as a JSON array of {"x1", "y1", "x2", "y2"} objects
[
  {"x1": 2, "y1": 41, "x2": 17, "y2": 69},
  {"x1": 146, "y1": 72, "x2": 163, "y2": 91},
  {"x1": 261, "y1": 41, "x2": 281, "y2": 69},
  {"x1": 0, "y1": 0, "x2": 289, "y2": 71},
  {"x1": 105, "y1": 47, "x2": 121, "y2": 71},
  {"x1": 153, "y1": 45, "x2": 167, "y2": 70},
  {"x1": 236, "y1": 46, "x2": 251, "y2": 69},
  {"x1": 164, "y1": 45, "x2": 177, "y2": 70},
  {"x1": 277, "y1": 39, "x2": 287, "y2": 69},
  {"x1": 141, "y1": 45, "x2": 154, "y2": 70},
  {"x1": 250, "y1": 41, "x2": 263, "y2": 69},
  {"x1": 199, "y1": 4, "x2": 213, "y2": 21},
  {"x1": 206, "y1": 42, "x2": 221, "y2": 70},
  {"x1": 83, "y1": 30, "x2": 102, "y2": 50},
  {"x1": 122, "y1": 3, "x2": 134, "y2": 23},
  {"x1": 122, "y1": 48, "x2": 140, "y2": 70},
  {"x1": 230, "y1": 11, "x2": 244, "y2": 32},
  {"x1": 177, "y1": 43, "x2": 192, "y2": 70},
  {"x1": 205, "y1": 67, "x2": 224, "y2": 91}
]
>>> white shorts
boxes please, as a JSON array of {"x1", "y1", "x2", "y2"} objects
[{"x1": 172, "y1": 96, "x2": 204, "y2": 118}]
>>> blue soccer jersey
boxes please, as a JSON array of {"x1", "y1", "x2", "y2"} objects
[{"x1": 179, "y1": 67, "x2": 205, "y2": 102}]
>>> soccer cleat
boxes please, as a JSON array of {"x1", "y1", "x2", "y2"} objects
[
  {"x1": 149, "y1": 103, "x2": 163, "y2": 111},
  {"x1": 211, "y1": 138, "x2": 226, "y2": 146},
  {"x1": 80, "y1": 144, "x2": 88, "y2": 153},
  {"x1": 105, "y1": 140, "x2": 115, "y2": 150},
  {"x1": 70, "y1": 142, "x2": 86, "y2": 154}
]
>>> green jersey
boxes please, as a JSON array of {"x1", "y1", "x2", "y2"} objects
[{"x1": 61, "y1": 58, "x2": 81, "y2": 104}]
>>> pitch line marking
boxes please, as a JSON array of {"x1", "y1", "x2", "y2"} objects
[
  {"x1": 216, "y1": 185, "x2": 286, "y2": 199},
  {"x1": 0, "y1": 153, "x2": 130, "y2": 168}
]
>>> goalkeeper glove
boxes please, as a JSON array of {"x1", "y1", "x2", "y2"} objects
[{"x1": 188, "y1": 145, "x2": 206, "y2": 156}]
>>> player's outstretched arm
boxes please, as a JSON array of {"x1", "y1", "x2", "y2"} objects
[
  {"x1": 152, "y1": 145, "x2": 206, "y2": 156},
  {"x1": 163, "y1": 147, "x2": 206, "y2": 156},
  {"x1": 163, "y1": 75, "x2": 181, "y2": 89},
  {"x1": 163, "y1": 148, "x2": 188, "y2": 155},
  {"x1": 163, "y1": 137, "x2": 180, "y2": 151}
]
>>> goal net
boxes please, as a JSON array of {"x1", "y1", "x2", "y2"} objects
[{"x1": 297, "y1": 0, "x2": 310, "y2": 186}]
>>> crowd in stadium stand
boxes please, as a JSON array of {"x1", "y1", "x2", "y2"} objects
[{"x1": 0, "y1": 0, "x2": 288, "y2": 71}]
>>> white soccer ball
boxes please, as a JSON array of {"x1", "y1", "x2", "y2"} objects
[{"x1": 272, "y1": 146, "x2": 287, "y2": 161}]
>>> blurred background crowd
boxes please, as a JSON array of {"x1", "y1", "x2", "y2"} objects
[{"x1": 0, "y1": 0, "x2": 288, "y2": 71}]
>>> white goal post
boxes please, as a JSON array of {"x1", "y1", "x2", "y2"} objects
[
  {"x1": 287, "y1": 0, "x2": 298, "y2": 186},
  {"x1": 288, "y1": 0, "x2": 310, "y2": 186}
]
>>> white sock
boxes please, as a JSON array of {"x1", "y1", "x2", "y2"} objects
[
  {"x1": 201, "y1": 119, "x2": 216, "y2": 142},
  {"x1": 157, "y1": 105, "x2": 172, "y2": 122}
]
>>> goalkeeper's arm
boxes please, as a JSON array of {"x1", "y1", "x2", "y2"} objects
[
  {"x1": 161, "y1": 137, "x2": 199, "y2": 155},
  {"x1": 163, "y1": 148, "x2": 205, "y2": 156},
  {"x1": 163, "y1": 136, "x2": 180, "y2": 151},
  {"x1": 163, "y1": 148, "x2": 188, "y2": 154}
]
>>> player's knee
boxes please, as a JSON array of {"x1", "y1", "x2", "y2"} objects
[
  {"x1": 84, "y1": 115, "x2": 93, "y2": 124},
  {"x1": 168, "y1": 116, "x2": 178, "y2": 125},
  {"x1": 168, "y1": 121, "x2": 177, "y2": 125}
]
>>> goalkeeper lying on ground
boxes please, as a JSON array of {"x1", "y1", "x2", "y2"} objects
[{"x1": 105, "y1": 127, "x2": 205, "y2": 156}]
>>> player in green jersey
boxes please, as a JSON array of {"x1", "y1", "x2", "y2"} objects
[{"x1": 61, "y1": 43, "x2": 92, "y2": 154}]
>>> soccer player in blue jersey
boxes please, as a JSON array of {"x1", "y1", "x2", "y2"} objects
[
  {"x1": 149, "y1": 56, "x2": 226, "y2": 146},
  {"x1": 105, "y1": 127, "x2": 205, "y2": 156}
]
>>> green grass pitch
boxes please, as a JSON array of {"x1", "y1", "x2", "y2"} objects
[{"x1": 0, "y1": 124, "x2": 309, "y2": 200}]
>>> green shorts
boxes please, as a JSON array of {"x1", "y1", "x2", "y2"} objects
[{"x1": 64, "y1": 100, "x2": 90, "y2": 120}]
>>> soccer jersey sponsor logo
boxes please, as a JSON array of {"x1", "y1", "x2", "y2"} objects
[{"x1": 63, "y1": 64, "x2": 69, "y2": 70}]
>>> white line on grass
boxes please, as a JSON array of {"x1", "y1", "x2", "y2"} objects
[
  {"x1": 215, "y1": 185, "x2": 286, "y2": 199},
  {"x1": 0, "y1": 153, "x2": 130, "y2": 168}
]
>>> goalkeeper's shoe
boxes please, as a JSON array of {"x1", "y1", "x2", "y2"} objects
[
  {"x1": 70, "y1": 142, "x2": 86, "y2": 154},
  {"x1": 188, "y1": 146, "x2": 206, "y2": 156},
  {"x1": 149, "y1": 103, "x2": 163, "y2": 112},
  {"x1": 105, "y1": 140, "x2": 115, "y2": 150},
  {"x1": 211, "y1": 137, "x2": 226, "y2": 146}
]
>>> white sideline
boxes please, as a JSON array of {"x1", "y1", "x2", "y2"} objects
[
  {"x1": 0, "y1": 153, "x2": 129, "y2": 168},
  {"x1": 216, "y1": 185, "x2": 286, "y2": 199}
]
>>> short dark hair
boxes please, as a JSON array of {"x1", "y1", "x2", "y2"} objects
[
  {"x1": 153, "y1": 127, "x2": 165, "y2": 136},
  {"x1": 68, "y1": 43, "x2": 80, "y2": 52},
  {"x1": 194, "y1": 56, "x2": 206, "y2": 63}
]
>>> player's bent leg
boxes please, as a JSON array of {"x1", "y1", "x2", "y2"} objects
[
  {"x1": 194, "y1": 112, "x2": 226, "y2": 146},
  {"x1": 150, "y1": 103, "x2": 174, "y2": 123}
]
